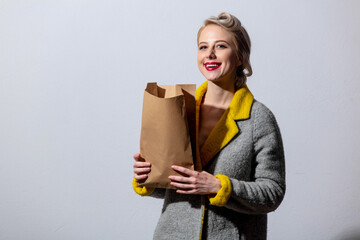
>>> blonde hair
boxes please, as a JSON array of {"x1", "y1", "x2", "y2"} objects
[{"x1": 197, "y1": 12, "x2": 252, "y2": 89}]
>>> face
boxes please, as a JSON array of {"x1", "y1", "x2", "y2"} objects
[{"x1": 197, "y1": 24, "x2": 241, "y2": 85}]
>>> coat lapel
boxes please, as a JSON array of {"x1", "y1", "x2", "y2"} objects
[{"x1": 196, "y1": 81, "x2": 254, "y2": 169}]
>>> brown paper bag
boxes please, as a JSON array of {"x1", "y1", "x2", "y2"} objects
[{"x1": 138, "y1": 82, "x2": 196, "y2": 189}]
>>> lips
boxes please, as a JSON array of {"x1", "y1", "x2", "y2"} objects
[{"x1": 204, "y1": 62, "x2": 221, "y2": 71}]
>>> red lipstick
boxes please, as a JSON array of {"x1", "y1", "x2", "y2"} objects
[{"x1": 204, "y1": 62, "x2": 221, "y2": 71}]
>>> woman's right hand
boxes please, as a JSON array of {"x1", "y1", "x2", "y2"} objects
[{"x1": 133, "y1": 153, "x2": 151, "y2": 181}]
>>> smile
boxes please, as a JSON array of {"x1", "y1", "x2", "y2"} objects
[{"x1": 204, "y1": 62, "x2": 222, "y2": 71}]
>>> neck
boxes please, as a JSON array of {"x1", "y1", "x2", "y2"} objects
[{"x1": 203, "y1": 80, "x2": 235, "y2": 109}]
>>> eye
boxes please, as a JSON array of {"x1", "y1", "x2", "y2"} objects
[
  {"x1": 199, "y1": 45, "x2": 207, "y2": 50},
  {"x1": 216, "y1": 44, "x2": 227, "y2": 49}
]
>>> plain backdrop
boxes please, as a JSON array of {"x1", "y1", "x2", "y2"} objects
[{"x1": 1, "y1": 1, "x2": 360, "y2": 239}]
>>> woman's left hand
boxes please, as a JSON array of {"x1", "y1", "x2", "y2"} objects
[{"x1": 169, "y1": 165, "x2": 221, "y2": 195}]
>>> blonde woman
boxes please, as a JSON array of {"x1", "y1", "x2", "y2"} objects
[{"x1": 133, "y1": 12, "x2": 285, "y2": 240}]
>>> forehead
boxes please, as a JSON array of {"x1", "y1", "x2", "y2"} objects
[{"x1": 198, "y1": 24, "x2": 233, "y2": 43}]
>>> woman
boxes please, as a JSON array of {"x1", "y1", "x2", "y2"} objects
[{"x1": 132, "y1": 12, "x2": 285, "y2": 240}]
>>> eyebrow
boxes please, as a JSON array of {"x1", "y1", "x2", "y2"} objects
[{"x1": 198, "y1": 40, "x2": 231, "y2": 45}]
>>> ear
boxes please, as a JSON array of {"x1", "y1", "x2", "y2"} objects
[
  {"x1": 236, "y1": 56, "x2": 242, "y2": 67},
  {"x1": 237, "y1": 60, "x2": 242, "y2": 67}
]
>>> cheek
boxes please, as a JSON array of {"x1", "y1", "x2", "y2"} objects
[
  {"x1": 197, "y1": 53, "x2": 201, "y2": 62},
  {"x1": 197, "y1": 54, "x2": 203, "y2": 67},
  {"x1": 225, "y1": 53, "x2": 240, "y2": 68}
]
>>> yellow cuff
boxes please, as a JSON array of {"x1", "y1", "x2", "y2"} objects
[
  {"x1": 208, "y1": 174, "x2": 232, "y2": 207},
  {"x1": 132, "y1": 178, "x2": 155, "y2": 196}
]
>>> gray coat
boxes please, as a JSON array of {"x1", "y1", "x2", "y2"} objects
[
  {"x1": 149, "y1": 97, "x2": 286, "y2": 240},
  {"x1": 134, "y1": 82, "x2": 285, "y2": 239}
]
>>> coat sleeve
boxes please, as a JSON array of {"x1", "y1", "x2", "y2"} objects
[
  {"x1": 132, "y1": 178, "x2": 166, "y2": 199},
  {"x1": 210, "y1": 104, "x2": 286, "y2": 214}
]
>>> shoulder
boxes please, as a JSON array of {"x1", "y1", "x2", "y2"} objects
[
  {"x1": 251, "y1": 99, "x2": 278, "y2": 123},
  {"x1": 250, "y1": 99, "x2": 281, "y2": 137},
  {"x1": 251, "y1": 99, "x2": 274, "y2": 116}
]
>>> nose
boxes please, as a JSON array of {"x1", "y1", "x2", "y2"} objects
[{"x1": 206, "y1": 48, "x2": 216, "y2": 59}]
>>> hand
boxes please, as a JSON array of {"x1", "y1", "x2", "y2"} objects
[
  {"x1": 169, "y1": 165, "x2": 221, "y2": 195},
  {"x1": 133, "y1": 153, "x2": 151, "y2": 181}
]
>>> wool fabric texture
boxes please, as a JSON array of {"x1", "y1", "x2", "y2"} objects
[{"x1": 133, "y1": 81, "x2": 285, "y2": 240}]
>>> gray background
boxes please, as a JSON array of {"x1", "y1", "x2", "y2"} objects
[{"x1": 1, "y1": 0, "x2": 360, "y2": 239}]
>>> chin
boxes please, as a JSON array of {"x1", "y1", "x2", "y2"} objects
[
  {"x1": 203, "y1": 74, "x2": 221, "y2": 82},
  {"x1": 206, "y1": 73, "x2": 222, "y2": 80}
]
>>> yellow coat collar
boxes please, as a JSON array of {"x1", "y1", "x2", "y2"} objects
[{"x1": 195, "y1": 81, "x2": 254, "y2": 169}]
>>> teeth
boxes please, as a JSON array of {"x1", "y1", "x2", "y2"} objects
[{"x1": 206, "y1": 64, "x2": 219, "y2": 67}]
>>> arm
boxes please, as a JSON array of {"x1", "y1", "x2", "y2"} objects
[{"x1": 219, "y1": 105, "x2": 286, "y2": 214}]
